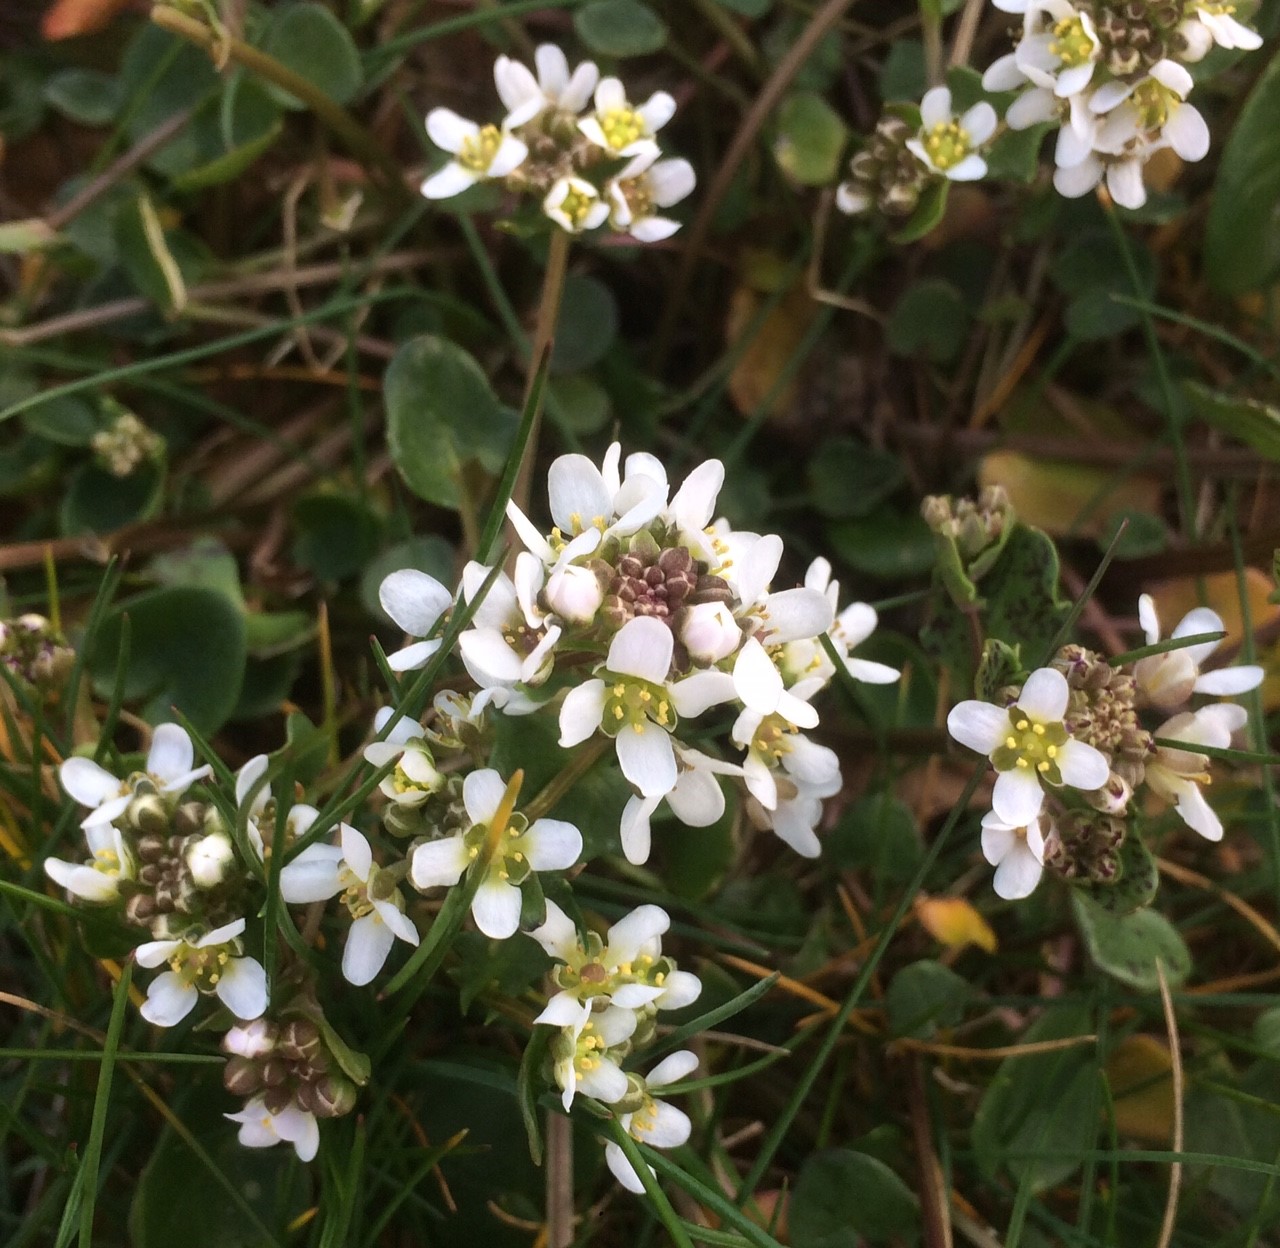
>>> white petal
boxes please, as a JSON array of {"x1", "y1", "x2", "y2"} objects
[
  {"x1": 529, "y1": 900, "x2": 580, "y2": 962},
  {"x1": 134, "y1": 938, "x2": 181, "y2": 968},
  {"x1": 1055, "y1": 156, "x2": 1103, "y2": 198},
  {"x1": 947, "y1": 701, "x2": 1009, "y2": 755},
  {"x1": 920, "y1": 86, "x2": 952, "y2": 128},
  {"x1": 410, "y1": 835, "x2": 470, "y2": 889},
  {"x1": 1165, "y1": 104, "x2": 1209, "y2": 162},
  {"x1": 425, "y1": 107, "x2": 477, "y2": 153},
  {"x1": 1018, "y1": 668, "x2": 1069, "y2": 722},
  {"x1": 621, "y1": 795, "x2": 659, "y2": 864},
  {"x1": 1106, "y1": 160, "x2": 1147, "y2": 211},
  {"x1": 1054, "y1": 62, "x2": 1096, "y2": 98},
  {"x1": 420, "y1": 162, "x2": 477, "y2": 200},
  {"x1": 471, "y1": 875, "x2": 523, "y2": 940},
  {"x1": 522, "y1": 818, "x2": 583, "y2": 871},
  {"x1": 339, "y1": 824, "x2": 373, "y2": 881},
  {"x1": 616, "y1": 724, "x2": 677, "y2": 798},
  {"x1": 647, "y1": 1049, "x2": 699, "y2": 1088},
  {"x1": 734, "y1": 638, "x2": 783, "y2": 714},
  {"x1": 44, "y1": 859, "x2": 118, "y2": 902},
  {"x1": 374, "y1": 899, "x2": 419, "y2": 946},
  {"x1": 505, "y1": 501, "x2": 555, "y2": 563},
  {"x1": 606, "y1": 1141, "x2": 648, "y2": 1194},
  {"x1": 656, "y1": 970, "x2": 702, "y2": 1010},
  {"x1": 215, "y1": 957, "x2": 268, "y2": 1019},
  {"x1": 636, "y1": 1101, "x2": 691, "y2": 1148},
  {"x1": 1007, "y1": 88, "x2": 1057, "y2": 129},
  {"x1": 379, "y1": 569, "x2": 452, "y2": 636},
  {"x1": 737, "y1": 534, "x2": 783, "y2": 605},
  {"x1": 962, "y1": 101, "x2": 997, "y2": 145},
  {"x1": 844, "y1": 657, "x2": 901, "y2": 684},
  {"x1": 769, "y1": 794, "x2": 822, "y2": 857},
  {"x1": 983, "y1": 53, "x2": 1027, "y2": 92},
  {"x1": 670, "y1": 671, "x2": 737, "y2": 719},
  {"x1": 667, "y1": 769, "x2": 724, "y2": 828},
  {"x1": 235, "y1": 754, "x2": 271, "y2": 813},
  {"x1": 279, "y1": 846, "x2": 344, "y2": 903},
  {"x1": 1138, "y1": 593, "x2": 1160, "y2": 645},
  {"x1": 607, "y1": 617, "x2": 674, "y2": 684},
  {"x1": 1176, "y1": 783, "x2": 1223, "y2": 841},
  {"x1": 605, "y1": 904, "x2": 669, "y2": 965},
  {"x1": 992, "y1": 844, "x2": 1043, "y2": 899},
  {"x1": 776, "y1": 689, "x2": 820, "y2": 731},
  {"x1": 1172, "y1": 606, "x2": 1226, "y2": 664},
  {"x1": 60, "y1": 757, "x2": 121, "y2": 808},
  {"x1": 1195, "y1": 666, "x2": 1264, "y2": 696},
  {"x1": 464, "y1": 768, "x2": 508, "y2": 826},
  {"x1": 559, "y1": 679, "x2": 607, "y2": 747},
  {"x1": 760, "y1": 588, "x2": 833, "y2": 643},
  {"x1": 992, "y1": 767, "x2": 1045, "y2": 825},
  {"x1": 742, "y1": 748, "x2": 778, "y2": 809},
  {"x1": 610, "y1": 983, "x2": 665, "y2": 1008},
  {"x1": 548, "y1": 454, "x2": 611, "y2": 532},
  {"x1": 980, "y1": 815, "x2": 1016, "y2": 866},
  {"x1": 578, "y1": 1057, "x2": 628, "y2": 1104},
  {"x1": 1056, "y1": 738, "x2": 1111, "y2": 790},
  {"x1": 146, "y1": 723, "x2": 195, "y2": 785},
  {"x1": 460, "y1": 630, "x2": 523, "y2": 684},
  {"x1": 1151, "y1": 59, "x2": 1193, "y2": 96},
  {"x1": 343, "y1": 913, "x2": 396, "y2": 986},
  {"x1": 536, "y1": 993, "x2": 589, "y2": 1027},
  {"x1": 140, "y1": 972, "x2": 197, "y2": 1027},
  {"x1": 669, "y1": 457, "x2": 723, "y2": 531}
]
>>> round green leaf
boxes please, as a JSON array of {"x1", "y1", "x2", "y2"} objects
[
  {"x1": 90, "y1": 586, "x2": 247, "y2": 734},
  {"x1": 808, "y1": 438, "x2": 904, "y2": 519},
  {"x1": 791, "y1": 1149, "x2": 920, "y2": 1246},
  {"x1": 60, "y1": 461, "x2": 165, "y2": 536},
  {"x1": 43, "y1": 69, "x2": 124, "y2": 127},
  {"x1": 573, "y1": 0, "x2": 668, "y2": 56},
  {"x1": 291, "y1": 493, "x2": 383, "y2": 582},
  {"x1": 259, "y1": 3, "x2": 364, "y2": 108},
  {"x1": 887, "y1": 960, "x2": 972, "y2": 1039},
  {"x1": 887, "y1": 278, "x2": 970, "y2": 363},
  {"x1": 384, "y1": 336, "x2": 510, "y2": 509},
  {"x1": 774, "y1": 91, "x2": 849, "y2": 186},
  {"x1": 21, "y1": 394, "x2": 103, "y2": 446},
  {"x1": 1072, "y1": 892, "x2": 1191, "y2": 991},
  {"x1": 547, "y1": 373, "x2": 612, "y2": 434},
  {"x1": 829, "y1": 508, "x2": 935, "y2": 580},
  {"x1": 552, "y1": 275, "x2": 619, "y2": 374}
]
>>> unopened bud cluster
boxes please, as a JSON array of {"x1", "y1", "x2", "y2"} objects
[
  {"x1": 91, "y1": 408, "x2": 164, "y2": 478},
  {"x1": 0, "y1": 614, "x2": 74, "y2": 690}
]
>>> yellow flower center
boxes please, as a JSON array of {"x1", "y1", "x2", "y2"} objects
[
  {"x1": 922, "y1": 121, "x2": 972, "y2": 171},
  {"x1": 458, "y1": 125, "x2": 503, "y2": 173},
  {"x1": 93, "y1": 848, "x2": 121, "y2": 877},
  {"x1": 599, "y1": 106, "x2": 645, "y2": 150},
  {"x1": 169, "y1": 940, "x2": 235, "y2": 990},
  {"x1": 558, "y1": 186, "x2": 597, "y2": 227},
  {"x1": 1049, "y1": 15, "x2": 1095, "y2": 67},
  {"x1": 1131, "y1": 80, "x2": 1176, "y2": 131},
  {"x1": 604, "y1": 678, "x2": 672, "y2": 735},
  {"x1": 751, "y1": 713, "x2": 798, "y2": 763}
]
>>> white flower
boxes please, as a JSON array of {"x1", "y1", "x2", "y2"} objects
[
  {"x1": 578, "y1": 77, "x2": 675, "y2": 157},
  {"x1": 186, "y1": 830, "x2": 236, "y2": 889},
  {"x1": 1090, "y1": 61, "x2": 1210, "y2": 167},
  {"x1": 494, "y1": 43, "x2": 599, "y2": 128},
  {"x1": 543, "y1": 176, "x2": 610, "y2": 233},
  {"x1": 619, "y1": 744, "x2": 743, "y2": 865},
  {"x1": 835, "y1": 181, "x2": 870, "y2": 215},
  {"x1": 1183, "y1": 3, "x2": 1263, "y2": 54},
  {"x1": 980, "y1": 811, "x2": 1046, "y2": 899},
  {"x1": 530, "y1": 900, "x2": 701, "y2": 1018},
  {"x1": 544, "y1": 998, "x2": 637, "y2": 1111},
  {"x1": 363, "y1": 709, "x2": 447, "y2": 808},
  {"x1": 719, "y1": 532, "x2": 834, "y2": 648},
  {"x1": 280, "y1": 824, "x2": 419, "y2": 986},
  {"x1": 234, "y1": 754, "x2": 320, "y2": 859},
  {"x1": 762, "y1": 772, "x2": 841, "y2": 858},
  {"x1": 1146, "y1": 703, "x2": 1248, "y2": 841},
  {"x1": 410, "y1": 769, "x2": 582, "y2": 940},
  {"x1": 222, "y1": 1018, "x2": 276, "y2": 1059},
  {"x1": 421, "y1": 108, "x2": 528, "y2": 199},
  {"x1": 1052, "y1": 147, "x2": 1152, "y2": 209},
  {"x1": 680, "y1": 602, "x2": 741, "y2": 666},
  {"x1": 60, "y1": 723, "x2": 211, "y2": 830},
  {"x1": 136, "y1": 919, "x2": 268, "y2": 1027},
  {"x1": 559, "y1": 616, "x2": 687, "y2": 799},
  {"x1": 378, "y1": 569, "x2": 454, "y2": 672},
  {"x1": 1014, "y1": 0, "x2": 1102, "y2": 98},
  {"x1": 458, "y1": 558, "x2": 562, "y2": 694},
  {"x1": 1135, "y1": 594, "x2": 1264, "y2": 712},
  {"x1": 226, "y1": 1098, "x2": 319, "y2": 1162},
  {"x1": 44, "y1": 824, "x2": 135, "y2": 903},
  {"x1": 544, "y1": 562, "x2": 605, "y2": 624},
  {"x1": 947, "y1": 667, "x2": 1111, "y2": 825},
  {"x1": 605, "y1": 1050, "x2": 699, "y2": 1193},
  {"x1": 606, "y1": 149, "x2": 696, "y2": 242},
  {"x1": 907, "y1": 87, "x2": 996, "y2": 182}
]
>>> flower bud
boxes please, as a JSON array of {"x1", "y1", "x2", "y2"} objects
[
  {"x1": 186, "y1": 831, "x2": 236, "y2": 889},
  {"x1": 223, "y1": 1056, "x2": 265, "y2": 1097},
  {"x1": 223, "y1": 1018, "x2": 278, "y2": 1059},
  {"x1": 263, "y1": 1084, "x2": 294, "y2": 1115},
  {"x1": 1084, "y1": 773, "x2": 1132, "y2": 816},
  {"x1": 1134, "y1": 651, "x2": 1198, "y2": 713},
  {"x1": 544, "y1": 564, "x2": 604, "y2": 624},
  {"x1": 127, "y1": 794, "x2": 170, "y2": 837},
  {"x1": 279, "y1": 1019, "x2": 323, "y2": 1062},
  {"x1": 309, "y1": 1074, "x2": 358, "y2": 1119},
  {"x1": 680, "y1": 602, "x2": 741, "y2": 665}
]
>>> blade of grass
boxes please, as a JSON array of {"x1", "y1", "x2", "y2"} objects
[
  {"x1": 645, "y1": 974, "x2": 780, "y2": 1060},
  {"x1": 77, "y1": 959, "x2": 132, "y2": 1246},
  {"x1": 608, "y1": 1119, "x2": 698, "y2": 1248},
  {"x1": 1108, "y1": 630, "x2": 1225, "y2": 666}
]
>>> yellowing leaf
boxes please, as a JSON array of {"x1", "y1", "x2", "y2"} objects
[
  {"x1": 1105, "y1": 1034, "x2": 1174, "y2": 1144},
  {"x1": 914, "y1": 895, "x2": 998, "y2": 954},
  {"x1": 725, "y1": 277, "x2": 816, "y2": 419},
  {"x1": 979, "y1": 450, "x2": 1160, "y2": 539}
]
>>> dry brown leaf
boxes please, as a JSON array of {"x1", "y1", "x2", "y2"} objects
[
  {"x1": 725, "y1": 276, "x2": 816, "y2": 419},
  {"x1": 42, "y1": 0, "x2": 134, "y2": 40}
]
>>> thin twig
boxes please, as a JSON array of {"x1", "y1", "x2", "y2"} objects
[
  {"x1": 546, "y1": 1111, "x2": 575, "y2": 1248},
  {"x1": 1155, "y1": 960, "x2": 1184, "y2": 1248}
]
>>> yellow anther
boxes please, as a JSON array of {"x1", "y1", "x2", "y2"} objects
[
  {"x1": 1005, "y1": 736, "x2": 1017, "y2": 749},
  {"x1": 1047, "y1": 745, "x2": 1058, "y2": 759},
  {"x1": 1016, "y1": 758, "x2": 1030, "y2": 769},
  {"x1": 1016, "y1": 719, "x2": 1029, "y2": 731},
  {"x1": 613, "y1": 706, "x2": 625, "y2": 720},
  {"x1": 1037, "y1": 761, "x2": 1050, "y2": 773}
]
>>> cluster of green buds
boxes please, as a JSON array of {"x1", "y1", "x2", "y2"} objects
[
  {"x1": 922, "y1": 485, "x2": 1016, "y2": 607},
  {"x1": 0, "y1": 613, "x2": 75, "y2": 690}
]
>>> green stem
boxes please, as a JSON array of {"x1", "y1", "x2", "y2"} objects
[{"x1": 607, "y1": 1119, "x2": 697, "y2": 1248}]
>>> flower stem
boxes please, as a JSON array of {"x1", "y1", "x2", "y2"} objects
[{"x1": 512, "y1": 229, "x2": 572, "y2": 518}]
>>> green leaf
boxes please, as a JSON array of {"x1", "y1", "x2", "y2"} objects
[
  {"x1": 974, "y1": 637, "x2": 1024, "y2": 702},
  {"x1": 1072, "y1": 831, "x2": 1159, "y2": 916},
  {"x1": 384, "y1": 335, "x2": 513, "y2": 509},
  {"x1": 360, "y1": 535, "x2": 455, "y2": 622},
  {"x1": 552, "y1": 275, "x2": 619, "y2": 374},
  {"x1": 790, "y1": 1149, "x2": 920, "y2": 1246},
  {"x1": 985, "y1": 122, "x2": 1050, "y2": 184},
  {"x1": 972, "y1": 1004, "x2": 1098, "y2": 1191},
  {"x1": 291, "y1": 493, "x2": 383, "y2": 582},
  {"x1": 879, "y1": 40, "x2": 926, "y2": 103},
  {"x1": 1051, "y1": 228, "x2": 1156, "y2": 341},
  {"x1": 43, "y1": 69, "x2": 124, "y2": 127},
  {"x1": 518, "y1": 1023, "x2": 553, "y2": 1165},
  {"x1": 983, "y1": 523, "x2": 1069, "y2": 664},
  {"x1": 547, "y1": 373, "x2": 611, "y2": 434},
  {"x1": 828, "y1": 793, "x2": 923, "y2": 884},
  {"x1": 1184, "y1": 381, "x2": 1280, "y2": 461},
  {"x1": 888, "y1": 178, "x2": 948, "y2": 245},
  {"x1": 90, "y1": 587, "x2": 247, "y2": 734},
  {"x1": 1205, "y1": 46, "x2": 1280, "y2": 294},
  {"x1": 573, "y1": 0, "x2": 669, "y2": 56},
  {"x1": 715, "y1": 0, "x2": 772, "y2": 14},
  {"x1": 774, "y1": 91, "x2": 849, "y2": 186},
  {"x1": 21, "y1": 394, "x2": 103, "y2": 447},
  {"x1": 1072, "y1": 892, "x2": 1191, "y2": 991},
  {"x1": 887, "y1": 279, "x2": 970, "y2": 362},
  {"x1": 120, "y1": 27, "x2": 221, "y2": 173},
  {"x1": 886, "y1": 960, "x2": 972, "y2": 1039},
  {"x1": 60, "y1": 461, "x2": 165, "y2": 536},
  {"x1": 170, "y1": 77, "x2": 283, "y2": 192},
  {"x1": 828, "y1": 507, "x2": 936, "y2": 581},
  {"x1": 258, "y1": 3, "x2": 364, "y2": 107},
  {"x1": 807, "y1": 438, "x2": 904, "y2": 519}
]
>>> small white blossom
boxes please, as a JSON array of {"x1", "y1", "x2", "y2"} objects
[
  {"x1": 1135, "y1": 593, "x2": 1264, "y2": 711},
  {"x1": 378, "y1": 569, "x2": 454, "y2": 672},
  {"x1": 494, "y1": 43, "x2": 599, "y2": 128},
  {"x1": 60, "y1": 723, "x2": 211, "y2": 830},
  {"x1": 907, "y1": 87, "x2": 996, "y2": 182},
  {"x1": 543, "y1": 175, "x2": 610, "y2": 233},
  {"x1": 578, "y1": 77, "x2": 675, "y2": 157},
  {"x1": 280, "y1": 824, "x2": 419, "y2": 986},
  {"x1": 544, "y1": 998, "x2": 637, "y2": 1111},
  {"x1": 980, "y1": 811, "x2": 1046, "y2": 900},
  {"x1": 619, "y1": 744, "x2": 743, "y2": 865},
  {"x1": 606, "y1": 149, "x2": 696, "y2": 242},
  {"x1": 226, "y1": 1099, "x2": 319, "y2": 1162},
  {"x1": 136, "y1": 918, "x2": 268, "y2": 1027},
  {"x1": 947, "y1": 667, "x2": 1111, "y2": 825},
  {"x1": 1146, "y1": 703, "x2": 1249, "y2": 841},
  {"x1": 1182, "y1": 3, "x2": 1263, "y2": 55},
  {"x1": 362, "y1": 709, "x2": 447, "y2": 807},
  {"x1": 458, "y1": 558, "x2": 562, "y2": 697},
  {"x1": 410, "y1": 769, "x2": 582, "y2": 940},
  {"x1": 186, "y1": 830, "x2": 236, "y2": 889},
  {"x1": 421, "y1": 108, "x2": 528, "y2": 200},
  {"x1": 605, "y1": 1050, "x2": 699, "y2": 1193},
  {"x1": 235, "y1": 754, "x2": 320, "y2": 860},
  {"x1": 44, "y1": 824, "x2": 135, "y2": 903}
]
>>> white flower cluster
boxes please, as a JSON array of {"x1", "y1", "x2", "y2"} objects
[
  {"x1": 948, "y1": 594, "x2": 1262, "y2": 899},
  {"x1": 421, "y1": 44, "x2": 695, "y2": 240},
  {"x1": 984, "y1": 0, "x2": 1262, "y2": 209},
  {"x1": 380, "y1": 442, "x2": 899, "y2": 862}
]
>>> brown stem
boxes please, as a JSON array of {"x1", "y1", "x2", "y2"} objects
[{"x1": 545, "y1": 1111, "x2": 575, "y2": 1248}]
